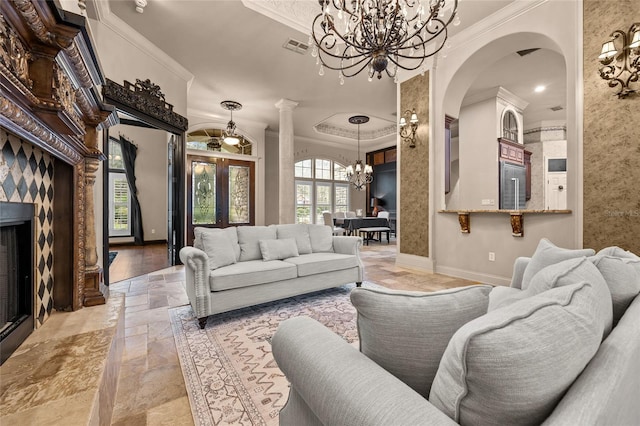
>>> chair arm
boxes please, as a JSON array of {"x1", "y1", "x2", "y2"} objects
[
  {"x1": 273, "y1": 317, "x2": 458, "y2": 426},
  {"x1": 332, "y1": 235, "x2": 362, "y2": 255},
  {"x1": 178, "y1": 246, "x2": 212, "y2": 318},
  {"x1": 510, "y1": 256, "x2": 531, "y2": 289}
]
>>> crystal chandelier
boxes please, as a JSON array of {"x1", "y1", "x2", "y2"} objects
[
  {"x1": 220, "y1": 100, "x2": 242, "y2": 145},
  {"x1": 311, "y1": 0, "x2": 460, "y2": 82},
  {"x1": 346, "y1": 115, "x2": 373, "y2": 191}
]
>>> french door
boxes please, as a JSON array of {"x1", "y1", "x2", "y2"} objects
[{"x1": 187, "y1": 155, "x2": 255, "y2": 245}]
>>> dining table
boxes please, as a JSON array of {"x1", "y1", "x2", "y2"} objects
[{"x1": 342, "y1": 217, "x2": 390, "y2": 236}]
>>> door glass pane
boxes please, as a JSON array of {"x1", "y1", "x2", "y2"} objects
[
  {"x1": 296, "y1": 181, "x2": 312, "y2": 224},
  {"x1": 335, "y1": 183, "x2": 349, "y2": 212},
  {"x1": 229, "y1": 165, "x2": 250, "y2": 224},
  {"x1": 316, "y1": 182, "x2": 332, "y2": 223},
  {"x1": 192, "y1": 161, "x2": 216, "y2": 224}
]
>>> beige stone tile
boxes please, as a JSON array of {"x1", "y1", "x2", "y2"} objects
[
  {"x1": 125, "y1": 324, "x2": 148, "y2": 337},
  {"x1": 123, "y1": 334, "x2": 147, "y2": 361},
  {"x1": 147, "y1": 396, "x2": 194, "y2": 426},
  {"x1": 125, "y1": 293, "x2": 149, "y2": 307}
]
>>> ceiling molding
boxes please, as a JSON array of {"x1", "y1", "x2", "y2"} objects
[
  {"x1": 240, "y1": 0, "x2": 317, "y2": 36},
  {"x1": 188, "y1": 108, "x2": 269, "y2": 130},
  {"x1": 313, "y1": 123, "x2": 397, "y2": 141},
  {"x1": 90, "y1": 0, "x2": 194, "y2": 88}
]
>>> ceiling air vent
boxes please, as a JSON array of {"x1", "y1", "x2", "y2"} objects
[
  {"x1": 550, "y1": 105, "x2": 564, "y2": 111},
  {"x1": 516, "y1": 48, "x2": 540, "y2": 57},
  {"x1": 283, "y1": 38, "x2": 309, "y2": 55}
]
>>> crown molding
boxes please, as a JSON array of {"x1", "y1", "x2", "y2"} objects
[
  {"x1": 241, "y1": 0, "x2": 316, "y2": 36},
  {"x1": 89, "y1": 0, "x2": 194, "y2": 89}
]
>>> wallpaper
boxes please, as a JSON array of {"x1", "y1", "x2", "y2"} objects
[
  {"x1": 583, "y1": 0, "x2": 640, "y2": 252},
  {"x1": 400, "y1": 73, "x2": 430, "y2": 257}
]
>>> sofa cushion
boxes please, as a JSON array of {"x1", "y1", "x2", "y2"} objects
[
  {"x1": 259, "y1": 238, "x2": 299, "y2": 261},
  {"x1": 237, "y1": 226, "x2": 277, "y2": 261},
  {"x1": 590, "y1": 255, "x2": 640, "y2": 325},
  {"x1": 200, "y1": 230, "x2": 237, "y2": 270},
  {"x1": 209, "y1": 260, "x2": 298, "y2": 291},
  {"x1": 351, "y1": 285, "x2": 492, "y2": 398},
  {"x1": 283, "y1": 253, "x2": 358, "y2": 277},
  {"x1": 307, "y1": 224, "x2": 334, "y2": 253},
  {"x1": 513, "y1": 257, "x2": 612, "y2": 337},
  {"x1": 429, "y1": 281, "x2": 611, "y2": 426},
  {"x1": 276, "y1": 224, "x2": 312, "y2": 254},
  {"x1": 487, "y1": 286, "x2": 524, "y2": 311},
  {"x1": 194, "y1": 227, "x2": 240, "y2": 261},
  {"x1": 521, "y1": 238, "x2": 595, "y2": 290}
]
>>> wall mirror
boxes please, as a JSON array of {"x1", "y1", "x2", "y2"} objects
[
  {"x1": 445, "y1": 47, "x2": 567, "y2": 212},
  {"x1": 102, "y1": 79, "x2": 188, "y2": 285}
]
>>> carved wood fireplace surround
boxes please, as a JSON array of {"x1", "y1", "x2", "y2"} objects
[{"x1": 0, "y1": 0, "x2": 116, "y2": 340}]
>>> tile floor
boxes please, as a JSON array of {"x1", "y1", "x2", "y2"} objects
[{"x1": 107, "y1": 241, "x2": 477, "y2": 424}]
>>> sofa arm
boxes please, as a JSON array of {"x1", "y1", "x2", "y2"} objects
[
  {"x1": 332, "y1": 235, "x2": 362, "y2": 255},
  {"x1": 178, "y1": 246, "x2": 213, "y2": 319},
  {"x1": 510, "y1": 256, "x2": 531, "y2": 289},
  {"x1": 273, "y1": 317, "x2": 458, "y2": 426}
]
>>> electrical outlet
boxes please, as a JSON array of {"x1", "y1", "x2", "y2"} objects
[
  {"x1": 489, "y1": 252, "x2": 495, "y2": 262},
  {"x1": 151, "y1": 229, "x2": 156, "y2": 234},
  {"x1": 481, "y1": 199, "x2": 491, "y2": 206}
]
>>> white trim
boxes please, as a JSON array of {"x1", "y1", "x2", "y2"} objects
[
  {"x1": 92, "y1": 0, "x2": 194, "y2": 88},
  {"x1": 575, "y1": 0, "x2": 584, "y2": 248},
  {"x1": 395, "y1": 253, "x2": 434, "y2": 273},
  {"x1": 435, "y1": 265, "x2": 511, "y2": 287},
  {"x1": 290, "y1": 132, "x2": 396, "y2": 152}
]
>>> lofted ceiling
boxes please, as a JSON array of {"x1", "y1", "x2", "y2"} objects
[{"x1": 101, "y1": 0, "x2": 563, "y2": 148}]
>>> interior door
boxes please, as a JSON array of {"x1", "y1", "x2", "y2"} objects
[
  {"x1": 545, "y1": 157, "x2": 567, "y2": 210},
  {"x1": 187, "y1": 155, "x2": 255, "y2": 245}
]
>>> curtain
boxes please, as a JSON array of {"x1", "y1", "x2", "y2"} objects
[{"x1": 120, "y1": 136, "x2": 144, "y2": 245}]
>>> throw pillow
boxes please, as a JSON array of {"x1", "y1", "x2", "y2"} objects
[
  {"x1": 200, "y1": 231, "x2": 237, "y2": 270},
  {"x1": 590, "y1": 255, "x2": 640, "y2": 325},
  {"x1": 194, "y1": 227, "x2": 240, "y2": 261},
  {"x1": 259, "y1": 238, "x2": 299, "y2": 261},
  {"x1": 597, "y1": 246, "x2": 640, "y2": 260},
  {"x1": 487, "y1": 286, "x2": 527, "y2": 312},
  {"x1": 308, "y1": 224, "x2": 334, "y2": 253},
  {"x1": 237, "y1": 226, "x2": 277, "y2": 261},
  {"x1": 276, "y1": 224, "x2": 312, "y2": 254},
  {"x1": 429, "y1": 281, "x2": 611, "y2": 426},
  {"x1": 521, "y1": 238, "x2": 595, "y2": 290},
  {"x1": 526, "y1": 257, "x2": 613, "y2": 337},
  {"x1": 350, "y1": 285, "x2": 493, "y2": 398}
]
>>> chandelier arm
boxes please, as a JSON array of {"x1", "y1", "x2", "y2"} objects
[
  {"x1": 318, "y1": 52, "x2": 372, "y2": 74},
  {"x1": 386, "y1": 54, "x2": 426, "y2": 72}
]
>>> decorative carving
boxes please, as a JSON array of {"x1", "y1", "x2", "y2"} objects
[
  {"x1": 103, "y1": 78, "x2": 188, "y2": 131},
  {"x1": 74, "y1": 161, "x2": 86, "y2": 309},
  {"x1": 53, "y1": 62, "x2": 77, "y2": 114},
  {"x1": 314, "y1": 122, "x2": 396, "y2": 140},
  {"x1": 458, "y1": 212, "x2": 470, "y2": 233},
  {"x1": 0, "y1": 14, "x2": 33, "y2": 89},
  {"x1": 11, "y1": 0, "x2": 73, "y2": 48},
  {"x1": 0, "y1": 95, "x2": 83, "y2": 164},
  {"x1": 62, "y1": 43, "x2": 93, "y2": 89},
  {"x1": 510, "y1": 213, "x2": 524, "y2": 237}
]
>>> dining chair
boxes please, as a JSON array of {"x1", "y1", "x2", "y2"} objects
[
  {"x1": 322, "y1": 211, "x2": 345, "y2": 236},
  {"x1": 334, "y1": 211, "x2": 346, "y2": 225},
  {"x1": 346, "y1": 211, "x2": 357, "y2": 218}
]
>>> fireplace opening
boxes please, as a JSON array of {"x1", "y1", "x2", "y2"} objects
[{"x1": 0, "y1": 202, "x2": 34, "y2": 365}]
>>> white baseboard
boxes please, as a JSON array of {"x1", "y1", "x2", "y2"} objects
[
  {"x1": 395, "y1": 253, "x2": 434, "y2": 272},
  {"x1": 435, "y1": 265, "x2": 511, "y2": 287}
]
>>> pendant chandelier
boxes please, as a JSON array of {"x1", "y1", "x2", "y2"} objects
[
  {"x1": 311, "y1": 0, "x2": 460, "y2": 82},
  {"x1": 220, "y1": 100, "x2": 242, "y2": 145},
  {"x1": 346, "y1": 115, "x2": 373, "y2": 191}
]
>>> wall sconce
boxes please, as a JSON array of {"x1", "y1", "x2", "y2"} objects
[
  {"x1": 598, "y1": 23, "x2": 640, "y2": 98},
  {"x1": 399, "y1": 109, "x2": 419, "y2": 148}
]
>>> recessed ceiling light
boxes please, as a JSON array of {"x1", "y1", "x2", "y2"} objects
[{"x1": 534, "y1": 85, "x2": 546, "y2": 93}]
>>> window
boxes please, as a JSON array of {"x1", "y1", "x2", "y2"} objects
[
  {"x1": 502, "y1": 111, "x2": 518, "y2": 142},
  {"x1": 108, "y1": 139, "x2": 131, "y2": 236},
  {"x1": 295, "y1": 158, "x2": 349, "y2": 224}
]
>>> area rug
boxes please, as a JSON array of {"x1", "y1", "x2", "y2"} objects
[
  {"x1": 108, "y1": 251, "x2": 117, "y2": 266},
  {"x1": 169, "y1": 283, "x2": 375, "y2": 426}
]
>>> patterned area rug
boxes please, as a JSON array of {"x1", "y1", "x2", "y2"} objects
[{"x1": 169, "y1": 283, "x2": 371, "y2": 426}]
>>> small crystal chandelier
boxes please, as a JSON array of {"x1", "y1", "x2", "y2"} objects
[
  {"x1": 346, "y1": 115, "x2": 373, "y2": 191},
  {"x1": 220, "y1": 100, "x2": 242, "y2": 145},
  {"x1": 311, "y1": 0, "x2": 460, "y2": 82}
]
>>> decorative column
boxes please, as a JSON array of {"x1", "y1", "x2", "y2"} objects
[
  {"x1": 83, "y1": 126, "x2": 107, "y2": 306},
  {"x1": 275, "y1": 99, "x2": 298, "y2": 224}
]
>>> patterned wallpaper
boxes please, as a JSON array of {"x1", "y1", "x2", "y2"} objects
[
  {"x1": 583, "y1": 0, "x2": 640, "y2": 252},
  {"x1": 1, "y1": 128, "x2": 55, "y2": 327},
  {"x1": 400, "y1": 73, "x2": 429, "y2": 257}
]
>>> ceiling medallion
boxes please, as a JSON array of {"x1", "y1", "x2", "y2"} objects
[{"x1": 310, "y1": 0, "x2": 460, "y2": 82}]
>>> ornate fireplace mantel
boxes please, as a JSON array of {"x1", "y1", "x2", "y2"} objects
[{"x1": 1, "y1": 0, "x2": 116, "y2": 312}]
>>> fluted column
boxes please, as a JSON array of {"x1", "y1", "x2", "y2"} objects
[
  {"x1": 83, "y1": 126, "x2": 106, "y2": 306},
  {"x1": 275, "y1": 99, "x2": 298, "y2": 224}
]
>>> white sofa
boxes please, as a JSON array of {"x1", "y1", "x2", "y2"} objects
[{"x1": 179, "y1": 224, "x2": 363, "y2": 328}]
